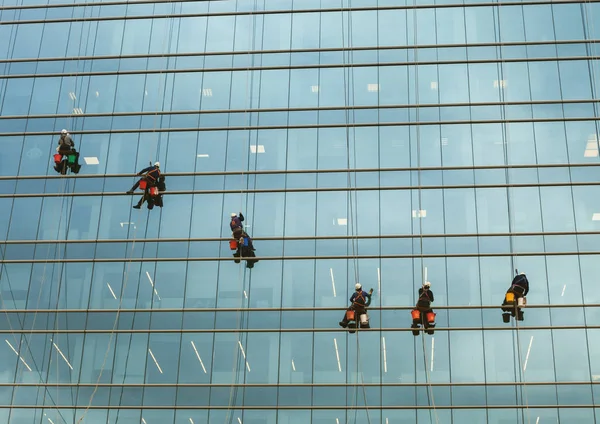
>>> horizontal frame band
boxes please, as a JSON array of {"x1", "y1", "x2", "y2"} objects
[
  {"x1": 0, "y1": 0, "x2": 595, "y2": 23},
  {"x1": 0, "y1": 404, "x2": 593, "y2": 410},
  {"x1": 2, "y1": 251, "x2": 600, "y2": 263},
  {"x1": 2, "y1": 116, "x2": 599, "y2": 136},
  {"x1": 1, "y1": 230, "x2": 598, "y2": 244},
  {"x1": 1, "y1": 55, "x2": 599, "y2": 79},
  {"x1": 0, "y1": 39, "x2": 597, "y2": 64},
  {"x1": 0, "y1": 181, "x2": 599, "y2": 199},
  {"x1": 0, "y1": 98, "x2": 596, "y2": 120},
  {"x1": 0, "y1": 325, "x2": 596, "y2": 333},
  {"x1": 0, "y1": 304, "x2": 595, "y2": 313},
  {"x1": 0, "y1": 381, "x2": 593, "y2": 387}
]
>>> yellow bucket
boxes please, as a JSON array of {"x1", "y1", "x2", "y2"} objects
[{"x1": 505, "y1": 292, "x2": 515, "y2": 303}]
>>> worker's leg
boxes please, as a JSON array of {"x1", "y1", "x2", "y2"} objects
[
  {"x1": 339, "y1": 308, "x2": 351, "y2": 328},
  {"x1": 127, "y1": 179, "x2": 142, "y2": 194},
  {"x1": 60, "y1": 159, "x2": 68, "y2": 175},
  {"x1": 133, "y1": 191, "x2": 148, "y2": 209}
]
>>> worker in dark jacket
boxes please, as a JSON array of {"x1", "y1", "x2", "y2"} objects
[
  {"x1": 230, "y1": 212, "x2": 245, "y2": 236},
  {"x1": 501, "y1": 272, "x2": 529, "y2": 322},
  {"x1": 410, "y1": 282, "x2": 436, "y2": 335},
  {"x1": 229, "y1": 212, "x2": 255, "y2": 250},
  {"x1": 339, "y1": 283, "x2": 373, "y2": 328},
  {"x1": 417, "y1": 282, "x2": 434, "y2": 311},
  {"x1": 127, "y1": 162, "x2": 160, "y2": 194},
  {"x1": 510, "y1": 273, "x2": 529, "y2": 297},
  {"x1": 57, "y1": 129, "x2": 75, "y2": 153}
]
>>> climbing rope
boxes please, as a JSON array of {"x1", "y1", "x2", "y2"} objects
[
  {"x1": 339, "y1": 1, "x2": 374, "y2": 423},
  {"x1": 0, "y1": 177, "x2": 72, "y2": 424},
  {"x1": 411, "y1": 1, "x2": 440, "y2": 422},
  {"x1": 51, "y1": 2, "x2": 98, "y2": 416},
  {"x1": 339, "y1": 2, "x2": 358, "y2": 422},
  {"x1": 149, "y1": 0, "x2": 176, "y2": 166},
  {"x1": 494, "y1": 4, "x2": 532, "y2": 423},
  {"x1": 0, "y1": 1, "x2": 92, "y2": 420},
  {"x1": 75, "y1": 219, "x2": 150, "y2": 424},
  {"x1": 110, "y1": 6, "x2": 178, "y2": 423},
  {"x1": 222, "y1": 2, "x2": 259, "y2": 423},
  {"x1": 75, "y1": 3, "x2": 177, "y2": 421},
  {"x1": 83, "y1": 225, "x2": 144, "y2": 422},
  {"x1": 420, "y1": 332, "x2": 439, "y2": 424},
  {"x1": 47, "y1": 180, "x2": 78, "y2": 417}
]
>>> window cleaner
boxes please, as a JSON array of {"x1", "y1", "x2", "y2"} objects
[
  {"x1": 53, "y1": 129, "x2": 81, "y2": 175},
  {"x1": 501, "y1": 271, "x2": 529, "y2": 322},
  {"x1": 127, "y1": 162, "x2": 160, "y2": 195},
  {"x1": 411, "y1": 282, "x2": 436, "y2": 336},
  {"x1": 339, "y1": 283, "x2": 373, "y2": 333},
  {"x1": 133, "y1": 175, "x2": 166, "y2": 210},
  {"x1": 228, "y1": 212, "x2": 258, "y2": 268}
]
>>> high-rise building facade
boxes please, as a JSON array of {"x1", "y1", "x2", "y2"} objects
[{"x1": 1, "y1": 0, "x2": 600, "y2": 422}]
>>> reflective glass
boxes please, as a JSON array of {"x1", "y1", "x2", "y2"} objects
[{"x1": 0, "y1": 0, "x2": 598, "y2": 420}]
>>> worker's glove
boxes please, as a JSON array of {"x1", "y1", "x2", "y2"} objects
[
  {"x1": 369, "y1": 288, "x2": 374, "y2": 295},
  {"x1": 137, "y1": 172, "x2": 143, "y2": 176},
  {"x1": 56, "y1": 147, "x2": 60, "y2": 152}
]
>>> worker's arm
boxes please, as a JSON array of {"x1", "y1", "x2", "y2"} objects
[
  {"x1": 138, "y1": 166, "x2": 152, "y2": 175},
  {"x1": 364, "y1": 290, "x2": 373, "y2": 307}
]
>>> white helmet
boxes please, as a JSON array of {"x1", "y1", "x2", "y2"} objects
[
  {"x1": 355, "y1": 283, "x2": 362, "y2": 291},
  {"x1": 520, "y1": 272, "x2": 525, "y2": 275},
  {"x1": 154, "y1": 162, "x2": 160, "y2": 167},
  {"x1": 61, "y1": 129, "x2": 67, "y2": 135},
  {"x1": 231, "y1": 213, "x2": 237, "y2": 218},
  {"x1": 423, "y1": 281, "x2": 431, "y2": 288}
]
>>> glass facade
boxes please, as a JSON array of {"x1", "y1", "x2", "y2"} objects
[{"x1": 1, "y1": 0, "x2": 600, "y2": 422}]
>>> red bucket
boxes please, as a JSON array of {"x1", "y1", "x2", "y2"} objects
[
  {"x1": 346, "y1": 310, "x2": 355, "y2": 321},
  {"x1": 411, "y1": 309, "x2": 420, "y2": 320},
  {"x1": 139, "y1": 180, "x2": 147, "y2": 190},
  {"x1": 229, "y1": 240, "x2": 238, "y2": 250},
  {"x1": 149, "y1": 187, "x2": 159, "y2": 196},
  {"x1": 426, "y1": 312, "x2": 436, "y2": 324},
  {"x1": 53, "y1": 153, "x2": 62, "y2": 163}
]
